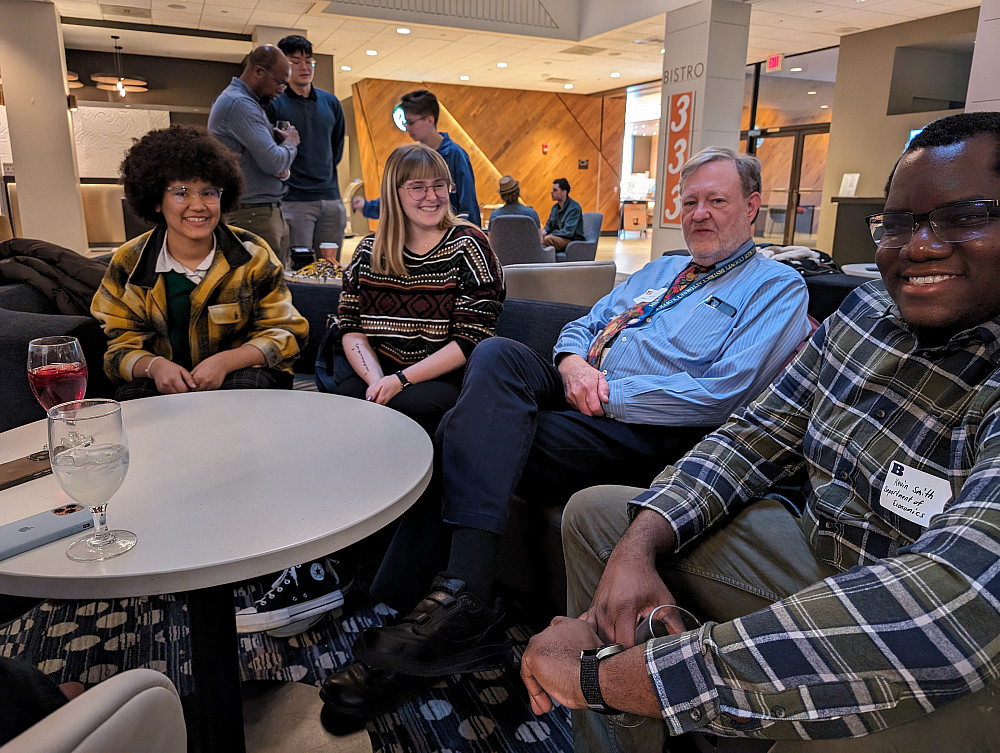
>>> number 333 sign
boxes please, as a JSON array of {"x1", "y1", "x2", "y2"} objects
[{"x1": 661, "y1": 91, "x2": 694, "y2": 227}]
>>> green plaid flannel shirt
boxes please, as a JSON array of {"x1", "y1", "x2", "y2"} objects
[{"x1": 630, "y1": 281, "x2": 1000, "y2": 740}]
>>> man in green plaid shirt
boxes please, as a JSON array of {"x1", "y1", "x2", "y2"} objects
[{"x1": 521, "y1": 112, "x2": 1000, "y2": 752}]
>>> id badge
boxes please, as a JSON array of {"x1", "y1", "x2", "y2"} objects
[{"x1": 879, "y1": 461, "x2": 951, "y2": 527}]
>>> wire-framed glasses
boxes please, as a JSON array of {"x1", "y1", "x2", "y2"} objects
[
  {"x1": 165, "y1": 186, "x2": 224, "y2": 204},
  {"x1": 400, "y1": 181, "x2": 452, "y2": 200},
  {"x1": 866, "y1": 199, "x2": 1000, "y2": 248}
]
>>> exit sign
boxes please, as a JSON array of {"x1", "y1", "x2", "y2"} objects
[{"x1": 765, "y1": 53, "x2": 783, "y2": 73}]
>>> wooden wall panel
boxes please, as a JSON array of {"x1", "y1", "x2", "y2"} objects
[{"x1": 350, "y1": 79, "x2": 625, "y2": 232}]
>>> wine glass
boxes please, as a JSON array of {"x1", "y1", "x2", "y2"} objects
[
  {"x1": 28, "y1": 337, "x2": 88, "y2": 456},
  {"x1": 48, "y1": 399, "x2": 135, "y2": 562},
  {"x1": 28, "y1": 336, "x2": 88, "y2": 412}
]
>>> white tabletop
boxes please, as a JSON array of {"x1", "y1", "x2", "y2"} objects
[
  {"x1": 841, "y1": 262, "x2": 881, "y2": 279},
  {"x1": 0, "y1": 391, "x2": 432, "y2": 600}
]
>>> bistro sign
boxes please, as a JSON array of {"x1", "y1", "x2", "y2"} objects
[{"x1": 662, "y1": 61, "x2": 705, "y2": 85}]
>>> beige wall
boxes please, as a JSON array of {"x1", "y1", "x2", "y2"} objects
[{"x1": 817, "y1": 7, "x2": 980, "y2": 257}]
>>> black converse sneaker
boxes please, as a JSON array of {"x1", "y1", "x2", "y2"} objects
[{"x1": 236, "y1": 558, "x2": 349, "y2": 637}]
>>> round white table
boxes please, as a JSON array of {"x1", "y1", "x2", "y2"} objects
[{"x1": 0, "y1": 390, "x2": 433, "y2": 753}]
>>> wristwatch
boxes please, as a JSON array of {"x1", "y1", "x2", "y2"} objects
[
  {"x1": 395, "y1": 370, "x2": 411, "y2": 390},
  {"x1": 580, "y1": 643, "x2": 627, "y2": 714}
]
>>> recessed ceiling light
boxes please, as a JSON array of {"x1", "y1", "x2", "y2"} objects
[
  {"x1": 497, "y1": 62, "x2": 507, "y2": 68},
  {"x1": 610, "y1": 72, "x2": 621, "y2": 78},
  {"x1": 820, "y1": 104, "x2": 829, "y2": 109},
  {"x1": 396, "y1": 27, "x2": 410, "y2": 34},
  {"x1": 660, "y1": 48, "x2": 665, "y2": 54},
  {"x1": 366, "y1": 50, "x2": 377, "y2": 56},
  {"x1": 564, "y1": 83, "x2": 573, "y2": 89},
  {"x1": 460, "y1": 75, "x2": 470, "y2": 81},
  {"x1": 807, "y1": 90, "x2": 817, "y2": 95},
  {"x1": 340, "y1": 65, "x2": 352, "y2": 71}
]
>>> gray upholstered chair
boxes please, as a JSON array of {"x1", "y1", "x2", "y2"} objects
[
  {"x1": 0, "y1": 669, "x2": 186, "y2": 753},
  {"x1": 488, "y1": 215, "x2": 555, "y2": 265},
  {"x1": 502, "y1": 260, "x2": 617, "y2": 306},
  {"x1": 558, "y1": 211, "x2": 603, "y2": 262}
]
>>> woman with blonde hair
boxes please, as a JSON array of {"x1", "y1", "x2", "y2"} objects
[{"x1": 333, "y1": 143, "x2": 504, "y2": 433}]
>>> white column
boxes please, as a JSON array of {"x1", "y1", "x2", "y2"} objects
[
  {"x1": 651, "y1": 0, "x2": 750, "y2": 257},
  {"x1": 0, "y1": 0, "x2": 88, "y2": 251},
  {"x1": 966, "y1": 0, "x2": 1000, "y2": 111}
]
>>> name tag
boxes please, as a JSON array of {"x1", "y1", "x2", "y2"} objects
[
  {"x1": 879, "y1": 461, "x2": 951, "y2": 527},
  {"x1": 633, "y1": 287, "x2": 667, "y2": 304}
]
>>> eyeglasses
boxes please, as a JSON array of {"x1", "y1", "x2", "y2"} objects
[
  {"x1": 403, "y1": 115, "x2": 430, "y2": 128},
  {"x1": 866, "y1": 199, "x2": 1000, "y2": 248},
  {"x1": 400, "y1": 181, "x2": 452, "y2": 200},
  {"x1": 258, "y1": 66, "x2": 288, "y2": 88},
  {"x1": 288, "y1": 57, "x2": 316, "y2": 68},
  {"x1": 165, "y1": 186, "x2": 224, "y2": 204}
]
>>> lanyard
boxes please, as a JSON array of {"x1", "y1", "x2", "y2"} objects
[{"x1": 650, "y1": 245, "x2": 756, "y2": 317}]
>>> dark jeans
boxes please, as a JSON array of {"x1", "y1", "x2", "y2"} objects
[
  {"x1": 0, "y1": 657, "x2": 68, "y2": 744},
  {"x1": 371, "y1": 337, "x2": 710, "y2": 611},
  {"x1": 115, "y1": 366, "x2": 292, "y2": 400},
  {"x1": 333, "y1": 366, "x2": 465, "y2": 436}
]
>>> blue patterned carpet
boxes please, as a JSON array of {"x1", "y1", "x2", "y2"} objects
[{"x1": 0, "y1": 579, "x2": 572, "y2": 752}]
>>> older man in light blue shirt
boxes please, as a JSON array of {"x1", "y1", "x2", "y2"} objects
[{"x1": 318, "y1": 145, "x2": 811, "y2": 723}]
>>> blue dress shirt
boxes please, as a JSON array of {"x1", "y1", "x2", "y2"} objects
[{"x1": 554, "y1": 240, "x2": 810, "y2": 427}]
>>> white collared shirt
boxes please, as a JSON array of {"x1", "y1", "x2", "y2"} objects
[{"x1": 155, "y1": 235, "x2": 216, "y2": 284}]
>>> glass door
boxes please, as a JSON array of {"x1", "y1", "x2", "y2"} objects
[{"x1": 748, "y1": 124, "x2": 829, "y2": 247}]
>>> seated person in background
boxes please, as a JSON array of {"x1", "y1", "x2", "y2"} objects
[
  {"x1": 489, "y1": 175, "x2": 541, "y2": 227},
  {"x1": 236, "y1": 144, "x2": 503, "y2": 639},
  {"x1": 91, "y1": 125, "x2": 308, "y2": 399},
  {"x1": 332, "y1": 143, "x2": 504, "y2": 435},
  {"x1": 520, "y1": 111, "x2": 1000, "y2": 753},
  {"x1": 319, "y1": 146, "x2": 812, "y2": 725},
  {"x1": 351, "y1": 90, "x2": 480, "y2": 226},
  {"x1": 541, "y1": 177, "x2": 584, "y2": 251}
]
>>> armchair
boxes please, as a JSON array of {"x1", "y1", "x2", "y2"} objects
[
  {"x1": 487, "y1": 215, "x2": 555, "y2": 265},
  {"x1": 558, "y1": 211, "x2": 603, "y2": 262},
  {"x1": 0, "y1": 669, "x2": 186, "y2": 753}
]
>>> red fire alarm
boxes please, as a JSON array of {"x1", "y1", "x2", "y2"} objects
[{"x1": 542, "y1": 143, "x2": 549, "y2": 154}]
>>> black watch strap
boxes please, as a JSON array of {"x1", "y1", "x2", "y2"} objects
[
  {"x1": 580, "y1": 644, "x2": 626, "y2": 714},
  {"x1": 395, "y1": 370, "x2": 411, "y2": 389}
]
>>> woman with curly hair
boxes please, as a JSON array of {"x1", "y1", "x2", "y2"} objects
[
  {"x1": 91, "y1": 124, "x2": 308, "y2": 398},
  {"x1": 332, "y1": 142, "x2": 504, "y2": 434}
]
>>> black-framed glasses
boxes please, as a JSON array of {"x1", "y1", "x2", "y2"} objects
[
  {"x1": 258, "y1": 66, "x2": 288, "y2": 88},
  {"x1": 404, "y1": 115, "x2": 430, "y2": 128},
  {"x1": 400, "y1": 181, "x2": 452, "y2": 199},
  {"x1": 165, "y1": 186, "x2": 224, "y2": 204},
  {"x1": 866, "y1": 199, "x2": 1000, "y2": 248}
]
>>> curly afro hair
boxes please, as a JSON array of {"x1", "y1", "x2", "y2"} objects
[{"x1": 121, "y1": 124, "x2": 243, "y2": 224}]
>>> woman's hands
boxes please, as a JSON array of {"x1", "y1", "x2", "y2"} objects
[{"x1": 366, "y1": 373, "x2": 404, "y2": 405}]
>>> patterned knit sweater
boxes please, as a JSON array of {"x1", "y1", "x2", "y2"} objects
[{"x1": 338, "y1": 225, "x2": 505, "y2": 367}]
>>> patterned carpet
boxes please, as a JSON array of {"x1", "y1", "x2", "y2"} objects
[{"x1": 0, "y1": 576, "x2": 572, "y2": 752}]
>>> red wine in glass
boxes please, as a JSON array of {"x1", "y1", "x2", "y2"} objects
[
  {"x1": 27, "y1": 336, "x2": 88, "y2": 413},
  {"x1": 28, "y1": 362, "x2": 89, "y2": 411}
]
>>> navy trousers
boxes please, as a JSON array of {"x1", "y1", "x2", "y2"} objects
[{"x1": 372, "y1": 337, "x2": 710, "y2": 611}]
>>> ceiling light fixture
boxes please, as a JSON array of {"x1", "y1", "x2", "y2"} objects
[
  {"x1": 807, "y1": 90, "x2": 817, "y2": 95},
  {"x1": 460, "y1": 75, "x2": 470, "y2": 81},
  {"x1": 610, "y1": 72, "x2": 621, "y2": 78},
  {"x1": 340, "y1": 65, "x2": 352, "y2": 71},
  {"x1": 660, "y1": 48, "x2": 665, "y2": 54},
  {"x1": 365, "y1": 50, "x2": 377, "y2": 56},
  {"x1": 396, "y1": 27, "x2": 410, "y2": 34},
  {"x1": 820, "y1": 104, "x2": 829, "y2": 109},
  {"x1": 790, "y1": 66, "x2": 803, "y2": 72},
  {"x1": 91, "y1": 35, "x2": 147, "y2": 97},
  {"x1": 497, "y1": 62, "x2": 508, "y2": 68},
  {"x1": 564, "y1": 83, "x2": 573, "y2": 89}
]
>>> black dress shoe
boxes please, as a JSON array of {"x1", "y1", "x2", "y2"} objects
[
  {"x1": 352, "y1": 573, "x2": 510, "y2": 677},
  {"x1": 320, "y1": 661, "x2": 431, "y2": 719}
]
